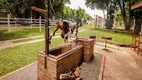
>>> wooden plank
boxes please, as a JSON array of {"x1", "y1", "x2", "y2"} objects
[
  {"x1": 31, "y1": 6, "x2": 47, "y2": 14},
  {"x1": 131, "y1": 1, "x2": 142, "y2": 10},
  {"x1": 98, "y1": 55, "x2": 106, "y2": 80}
]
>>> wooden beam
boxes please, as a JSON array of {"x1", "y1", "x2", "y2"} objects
[
  {"x1": 31, "y1": 6, "x2": 47, "y2": 14},
  {"x1": 98, "y1": 55, "x2": 106, "y2": 80},
  {"x1": 131, "y1": 1, "x2": 142, "y2": 10},
  {"x1": 44, "y1": 0, "x2": 50, "y2": 69}
]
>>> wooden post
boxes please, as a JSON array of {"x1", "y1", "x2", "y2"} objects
[
  {"x1": 15, "y1": 17, "x2": 17, "y2": 28},
  {"x1": 30, "y1": 17, "x2": 32, "y2": 29},
  {"x1": 131, "y1": 34, "x2": 134, "y2": 50},
  {"x1": 44, "y1": 0, "x2": 50, "y2": 69},
  {"x1": 76, "y1": 20, "x2": 79, "y2": 38},
  {"x1": 31, "y1": 2, "x2": 50, "y2": 69},
  {"x1": 105, "y1": 39, "x2": 107, "y2": 50},
  {"x1": 39, "y1": 16, "x2": 42, "y2": 32},
  {"x1": 94, "y1": 15, "x2": 96, "y2": 29},
  {"x1": 7, "y1": 14, "x2": 10, "y2": 32},
  {"x1": 137, "y1": 36, "x2": 140, "y2": 55},
  {"x1": 95, "y1": 15, "x2": 97, "y2": 29}
]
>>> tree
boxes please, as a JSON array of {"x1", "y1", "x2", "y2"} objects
[
  {"x1": 85, "y1": 0, "x2": 116, "y2": 29},
  {"x1": 115, "y1": 0, "x2": 131, "y2": 30},
  {"x1": 0, "y1": 0, "x2": 42, "y2": 18},
  {"x1": 0, "y1": 0, "x2": 92, "y2": 20},
  {"x1": 85, "y1": 0, "x2": 142, "y2": 30},
  {"x1": 85, "y1": 0, "x2": 111, "y2": 19},
  {"x1": 115, "y1": 0, "x2": 141, "y2": 30},
  {"x1": 62, "y1": 6, "x2": 92, "y2": 20},
  {"x1": 114, "y1": 11, "x2": 123, "y2": 22},
  {"x1": 0, "y1": 0, "x2": 71, "y2": 18}
]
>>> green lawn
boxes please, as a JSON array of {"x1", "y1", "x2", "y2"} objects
[
  {"x1": 77, "y1": 24, "x2": 132, "y2": 44},
  {"x1": 113, "y1": 26, "x2": 134, "y2": 30},
  {"x1": 79, "y1": 29, "x2": 132, "y2": 44},
  {"x1": 113, "y1": 26, "x2": 125, "y2": 29},
  {"x1": 0, "y1": 27, "x2": 61, "y2": 41},
  {"x1": 0, "y1": 37, "x2": 64, "y2": 76}
]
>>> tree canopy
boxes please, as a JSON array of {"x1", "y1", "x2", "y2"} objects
[
  {"x1": 0, "y1": 0, "x2": 92, "y2": 21},
  {"x1": 85, "y1": 0, "x2": 142, "y2": 30}
]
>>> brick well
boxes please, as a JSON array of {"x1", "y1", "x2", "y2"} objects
[{"x1": 37, "y1": 38, "x2": 94, "y2": 80}]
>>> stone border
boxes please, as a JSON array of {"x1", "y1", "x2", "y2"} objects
[
  {"x1": 98, "y1": 55, "x2": 106, "y2": 80},
  {"x1": 0, "y1": 62, "x2": 36, "y2": 79}
]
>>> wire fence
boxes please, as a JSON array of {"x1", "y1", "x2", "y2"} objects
[{"x1": 0, "y1": 14, "x2": 58, "y2": 32}]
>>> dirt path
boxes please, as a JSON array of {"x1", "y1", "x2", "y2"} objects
[
  {"x1": 95, "y1": 43, "x2": 142, "y2": 80},
  {"x1": 0, "y1": 36, "x2": 59, "y2": 49}
]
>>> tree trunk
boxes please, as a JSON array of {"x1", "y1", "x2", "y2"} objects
[
  {"x1": 102, "y1": 10, "x2": 106, "y2": 20},
  {"x1": 124, "y1": 0, "x2": 132, "y2": 31},
  {"x1": 124, "y1": 22, "x2": 130, "y2": 30},
  {"x1": 117, "y1": 0, "x2": 131, "y2": 31}
]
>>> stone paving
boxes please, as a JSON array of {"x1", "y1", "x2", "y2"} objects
[
  {"x1": 0, "y1": 62, "x2": 37, "y2": 80},
  {"x1": 95, "y1": 43, "x2": 142, "y2": 80},
  {"x1": 80, "y1": 53, "x2": 103, "y2": 80}
]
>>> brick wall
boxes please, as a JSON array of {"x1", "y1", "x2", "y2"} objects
[
  {"x1": 56, "y1": 46, "x2": 83, "y2": 76},
  {"x1": 37, "y1": 38, "x2": 94, "y2": 80},
  {"x1": 37, "y1": 53, "x2": 57, "y2": 80},
  {"x1": 78, "y1": 38, "x2": 94, "y2": 62},
  {"x1": 37, "y1": 44, "x2": 83, "y2": 80}
]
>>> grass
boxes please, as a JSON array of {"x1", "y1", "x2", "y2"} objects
[
  {"x1": 0, "y1": 37, "x2": 64, "y2": 76},
  {"x1": 113, "y1": 26, "x2": 125, "y2": 29},
  {"x1": 79, "y1": 24, "x2": 132, "y2": 44},
  {"x1": 0, "y1": 28, "x2": 44, "y2": 41},
  {"x1": 78, "y1": 29, "x2": 132, "y2": 44},
  {"x1": 113, "y1": 26, "x2": 134, "y2": 31},
  {"x1": 0, "y1": 27, "x2": 61, "y2": 41}
]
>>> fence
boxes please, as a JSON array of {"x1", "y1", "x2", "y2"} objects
[{"x1": 0, "y1": 14, "x2": 58, "y2": 32}]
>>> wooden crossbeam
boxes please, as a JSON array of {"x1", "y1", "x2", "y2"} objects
[
  {"x1": 31, "y1": 4, "x2": 49, "y2": 69},
  {"x1": 31, "y1": 6, "x2": 47, "y2": 14}
]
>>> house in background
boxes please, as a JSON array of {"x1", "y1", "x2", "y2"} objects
[
  {"x1": 94, "y1": 17, "x2": 106, "y2": 29},
  {"x1": 113, "y1": 20, "x2": 121, "y2": 27}
]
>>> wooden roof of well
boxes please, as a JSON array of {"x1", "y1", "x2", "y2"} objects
[{"x1": 131, "y1": 1, "x2": 142, "y2": 10}]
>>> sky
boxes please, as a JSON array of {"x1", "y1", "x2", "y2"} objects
[{"x1": 66, "y1": 0, "x2": 104, "y2": 18}]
